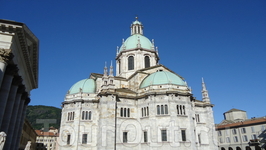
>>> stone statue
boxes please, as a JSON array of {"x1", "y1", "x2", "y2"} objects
[
  {"x1": 24, "y1": 141, "x2": 31, "y2": 150},
  {"x1": 0, "y1": 132, "x2": 6, "y2": 150}
]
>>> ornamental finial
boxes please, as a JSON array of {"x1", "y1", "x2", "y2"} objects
[{"x1": 135, "y1": 16, "x2": 138, "y2": 20}]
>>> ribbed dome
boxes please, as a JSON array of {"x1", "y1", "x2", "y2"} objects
[
  {"x1": 119, "y1": 34, "x2": 153, "y2": 52},
  {"x1": 140, "y1": 71, "x2": 186, "y2": 88},
  {"x1": 68, "y1": 79, "x2": 96, "y2": 94}
]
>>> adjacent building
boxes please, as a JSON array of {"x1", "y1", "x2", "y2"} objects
[
  {"x1": 216, "y1": 108, "x2": 266, "y2": 150},
  {"x1": 58, "y1": 18, "x2": 218, "y2": 150},
  {"x1": 0, "y1": 19, "x2": 39, "y2": 150},
  {"x1": 36, "y1": 127, "x2": 59, "y2": 150}
]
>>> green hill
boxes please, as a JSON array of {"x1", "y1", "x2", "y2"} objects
[{"x1": 26, "y1": 105, "x2": 61, "y2": 130}]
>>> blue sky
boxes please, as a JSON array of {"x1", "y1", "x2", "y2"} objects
[{"x1": 1, "y1": 0, "x2": 265, "y2": 123}]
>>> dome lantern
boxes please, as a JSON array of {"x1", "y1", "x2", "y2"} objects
[{"x1": 131, "y1": 17, "x2": 144, "y2": 35}]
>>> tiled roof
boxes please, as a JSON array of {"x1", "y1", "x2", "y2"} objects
[
  {"x1": 35, "y1": 130, "x2": 59, "y2": 137},
  {"x1": 216, "y1": 117, "x2": 266, "y2": 130},
  {"x1": 224, "y1": 108, "x2": 246, "y2": 113}
]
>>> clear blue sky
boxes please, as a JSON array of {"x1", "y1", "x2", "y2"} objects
[{"x1": 1, "y1": 0, "x2": 265, "y2": 123}]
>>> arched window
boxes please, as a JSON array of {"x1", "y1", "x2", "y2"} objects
[
  {"x1": 147, "y1": 107, "x2": 149, "y2": 116},
  {"x1": 161, "y1": 105, "x2": 164, "y2": 115},
  {"x1": 120, "y1": 108, "x2": 123, "y2": 117},
  {"x1": 82, "y1": 111, "x2": 85, "y2": 120},
  {"x1": 118, "y1": 60, "x2": 121, "y2": 74},
  {"x1": 142, "y1": 108, "x2": 144, "y2": 117},
  {"x1": 144, "y1": 56, "x2": 150, "y2": 68},
  {"x1": 127, "y1": 108, "x2": 130, "y2": 117},
  {"x1": 236, "y1": 147, "x2": 242, "y2": 150},
  {"x1": 157, "y1": 105, "x2": 160, "y2": 115},
  {"x1": 165, "y1": 105, "x2": 168, "y2": 114},
  {"x1": 124, "y1": 108, "x2": 127, "y2": 117},
  {"x1": 177, "y1": 105, "x2": 179, "y2": 114},
  {"x1": 85, "y1": 111, "x2": 88, "y2": 120},
  {"x1": 144, "y1": 107, "x2": 146, "y2": 116},
  {"x1": 128, "y1": 56, "x2": 134, "y2": 70},
  {"x1": 221, "y1": 148, "x2": 225, "y2": 150},
  {"x1": 89, "y1": 111, "x2": 92, "y2": 120},
  {"x1": 245, "y1": 146, "x2": 251, "y2": 150},
  {"x1": 180, "y1": 105, "x2": 182, "y2": 115},
  {"x1": 183, "y1": 106, "x2": 185, "y2": 115},
  {"x1": 229, "y1": 147, "x2": 233, "y2": 150}
]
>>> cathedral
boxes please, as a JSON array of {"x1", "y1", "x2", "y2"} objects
[{"x1": 59, "y1": 18, "x2": 218, "y2": 150}]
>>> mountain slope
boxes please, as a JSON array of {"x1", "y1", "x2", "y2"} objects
[{"x1": 26, "y1": 105, "x2": 61, "y2": 130}]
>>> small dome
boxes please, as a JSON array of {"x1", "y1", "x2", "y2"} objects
[
  {"x1": 68, "y1": 79, "x2": 96, "y2": 94},
  {"x1": 132, "y1": 20, "x2": 142, "y2": 25},
  {"x1": 119, "y1": 34, "x2": 153, "y2": 52},
  {"x1": 140, "y1": 71, "x2": 186, "y2": 88}
]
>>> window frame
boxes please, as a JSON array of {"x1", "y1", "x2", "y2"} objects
[
  {"x1": 161, "y1": 129, "x2": 167, "y2": 142},
  {"x1": 181, "y1": 130, "x2": 186, "y2": 141},
  {"x1": 82, "y1": 134, "x2": 88, "y2": 144}
]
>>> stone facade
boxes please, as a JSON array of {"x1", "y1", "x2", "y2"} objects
[
  {"x1": 58, "y1": 18, "x2": 218, "y2": 150},
  {"x1": 0, "y1": 19, "x2": 39, "y2": 150}
]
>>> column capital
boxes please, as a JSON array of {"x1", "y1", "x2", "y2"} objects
[
  {"x1": 0, "y1": 49, "x2": 14, "y2": 64},
  {"x1": 21, "y1": 92, "x2": 28, "y2": 100},
  {"x1": 25, "y1": 98, "x2": 31, "y2": 105},
  {"x1": 17, "y1": 85, "x2": 26, "y2": 94},
  {"x1": 5, "y1": 65, "x2": 18, "y2": 76},
  {"x1": 12, "y1": 76, "x2": 23, "y2": 86}
]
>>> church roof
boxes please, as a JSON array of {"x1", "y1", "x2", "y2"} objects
[
  {"x1": 68, "y1": 78, "x2": 96, "y2": 94},
  {"x1": 140, "y1": 71, "x2": 186, "y2": 88}
]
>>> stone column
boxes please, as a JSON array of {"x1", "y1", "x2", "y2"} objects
[
  {"x1": 1, "y1": 76, "x2": 22, "y2": 132},
  {"x1": 0, "y1": 65, "x2": 18, "y2": 128},
  {"x1": 3, "y1": 84, "x2": 24, "y2": 150},
  {"x1": 0, "y1": 49, "x2": 13, "y2": 86},
  {"x1": 10, "y1": 93, "x2": 27, "y2": 150},
  {"x1": 13, "y1": 97, "x2": 30, "y2": 150}
]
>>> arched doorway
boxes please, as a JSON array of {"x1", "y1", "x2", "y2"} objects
[
  {"x1": 245, "y1": 146, "x2": 251, "y2": 150},
  {"x1": 236, "y1": 147, "x2": 241, "y2": 150},
  {"x1": 221, "y1": 147, "x2": 225, "y2": 150},
  {"x1": 229, "y1": 147, "x2": 233, "y2": 150},
  {"x1": 255, "y1": 145, "x2": 261, "y2": 150}
]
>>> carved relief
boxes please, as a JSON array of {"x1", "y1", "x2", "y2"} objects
[{"x1": 0, "y1": 49, "x2": 13, "y2": 63}]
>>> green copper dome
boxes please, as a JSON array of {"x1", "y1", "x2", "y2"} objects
[
  {"x1": 68, "y1": 79, "x2": 96, "y2": 94},
  {"x1": 140, "y1": 71, "x2": 186, "y2": 88},
  {"x1": 119, "y1": 34, "x2": 153, "y2": 52}
]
